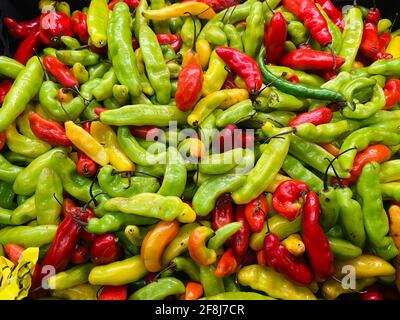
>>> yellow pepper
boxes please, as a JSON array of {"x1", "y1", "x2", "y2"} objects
[
  {"x1": 143, "y1": 2, "x2": 216, "y2": 21},
  {"x1": 389, "y1": 205, "x2": 400, "y2": 251},
  {"x1": 234, "y1": 75, "x2": 247, "y2": 90},
  {"x1": 321, "y1": 278, "x2": 376, "y2": 300},
  {"x1": 196, "y1": 39, "x2": 212, "y2": 69},
  {"x1": 90, "y1": 121, "x2": 135, "y2": 171},
  {"x1": 265, "y1": 174, "x2": 291, "y2": 193},
  {"x1": 65, "y1": 120, "x2": 109, "y2": 166},
  {"x1": 219, "y1": 89, "x2": 249, "y2": 108},
  {"x1": 334, "y1": 255, "x2": 396, "y2": 279},
  {"x1": 51, "y1": 284, "x2": 101, "y2": 300},
  {"x1": 89, "y1": 255, "x2": 148, "y2": 286},
  {"x1": 282, "y1": 234, "x2": 305, "y2": 257},
  {"x1": 124, "y1": 225, "x2": 142, "y2": 246},
  {"x1": 179, "y1": 202, "x2": 197, "y2": 223},
  {"x1": 202, "y1": 50, "x2": 228, "y2": 96},
  {"x1": 238, "y1": 264, "x2": 316, "y2": 300},
  {"x1": 386, "y1": 36, "x2": 400, "y2": 59}
]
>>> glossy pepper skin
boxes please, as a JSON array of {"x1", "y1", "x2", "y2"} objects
[
  {"x1": 71, "y1": 11, "x2": 89, "y2": 44},
  {"x1": 265, "y1": 12, "x2": 287, "y2": 65},
  {"x1": 384, "y1": 79, "x2": 400, "y2": 110},
  {"x1": 3, "y1": 16, "x2": 40, "y2": 40},
  {"x1": 216, "y1": 47, "x2": 262, "y2": 95},
  {"x1": 157, "y1": 34, "x2": 182, "y2": 52},
  {"x1": 90, "y1": 233, "x2": 120, "y2": 265},
  {"x1": 0, "y1": 80, "x2": 13, "y2": 106},
  {"x1": 360, "y1": 21, "x2": 392, "y2": 62},
  {"x1": 263, "y1": 233, "x2": 313, "y2": 286},
  {"x1": 288, "y1": 106, "x2": 333, "y2": 127},
  {"x1": 28, "y1": 113, "x2": 71, "y2": 147},
  {"x1": 43, "y1": 56, "x2": 79, "y2": 88},
  {"x1": 244, "y1": 194, "x2": 267, "y2": 233},
  {"x1": 281, "y1": 49, "x2": 345, "y2": 71},
  {"x1": 233, "y1": 205, "x2": 251, "y2": 258},
  {"x1": 215, "y1": 248, "x2": 239, "y2": 278},
  {"x1": 302, "y1": 191, "x2": 334, "y2": 281},
  {"x1": 315, "y1": 0, "x2": 343, "y2": 31},
  {"x1": 14, "y1": 28, "x2": 41, "y2": 65},
  {"x1": 98, "y1": 285, "x2": 128, "y2": 300},
  {"x1": 39, "y1": 10, "x2": 72, "y2": 46},
  {"x1": 175, "y1": 63, "x2": 203, "y2": 112}
]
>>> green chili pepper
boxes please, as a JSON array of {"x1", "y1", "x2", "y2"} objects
[
  {"x1": 361, "y1": 110, "x2": 400, "y2": 126},
  {"x1": 321, "y1": 71, "x2": 352, "y2": 92},
  {"x1": 3, "y1": 151, "x2": 34, "y2": 166},
  {"x1": 199, "y1": 148, "x2": 246, "y2": 175},
  {"x1": 327, "y1": 237, "x2": 362, "y2": 260},
  {"x1": 267, "y1": 89, "x2": 306, "y2": 112},
  {"x1": 129, "y1": 277, "x2": 185, "y2": 300},
  {"x1": 267, "y1": 66, "x2": 325, "y2": 87},
  {"x1": 50, "y1": 284, "x2": 100, "y2": 300},
  {"x1": 16, "y1": 195, "x2": 30, "y2": 206},
  {"x1": 0, "y1": 207, "x2": 12, "y2": 225},
  {"x1": 326, "y1": 224, "x2": 344, "y2": 238},
  {"x1": 39, "y1": 81, "x2": 85, "y2": 122},
  {"x1": 139, "y1": 24, "x2": 171, "y2": 104},
  {"x1": 287, "y1": 21, "x2": 309, "y2": 45},
  {"x1": 42, "y1": 47, "x2": 57, "y2": 57},
  {"x1": 56, "y1": 50, "x2": 99, "y2": 66},
  {"x1": 202, "y1": 50, "x2": 228, "y2": 96},
  {"x1": 91, "y1": 67, "x2": 118, "y2": 101},
  {"x1": 0, "y1": 225, "x2": 57, "y2": 247},
  {"x1": 242, "y1": 1, "x2": 264, "y2": 58},
  {"x1": 135, "y1": 164, "x2": 165, "y2": 177},
  {"x1": 181, "y1": 16, "x2": 201, "y2": 48},
  {"x1": 205, "y1": 25, "x2": 228, "y2": 46},
  {"x1": 60, "y1": 36, "x2": 81, "y2": 49},
  {"x1": 357, "y1": 162, "x2": 398, "y2": 260},
  {"x1": 339, "y1": 128, "x2": 400, "y2": 171},
  {"x1": 339, "y1": 7, "x2": 364, "y2": 72},
  {"x1": 171, "y1": 257, "x2": 200, "y2": 282},
  {"x1": 317, "y1": 4, "x2": 342, "y2": 55},
  {"x1": 0, "y1": 57, "x2": 43, "y2": 132},
  {"x1": 169, "y1": 16, "x2": 183, "y2": 34},
  {"x1": 47, "y1": 264, "x2": 95, "y2": 290},
  {"x1": 0, "y1": 56, "x2": 24, "y2": 79},
  {"x1": 368, "y1": 57, "x2": 400, "y2": 76},
  {"x1": 193, "y1": 174, "x2": 246, "y2": 216},
  {"x1": 150, "y1": 0, "x2": 170, "y2": 33},
  {"x1": 117, "y1": 230, "x2": 140, "y2": 257},
  {"x1": 108, "y1": 2, "x2": 142, "y2": 97},
  {"x1": 223, "y1": 275, "x2": 241, "y2": 292},
  {"x1": 216, "y1": 100, "x2": 255, "y2": 127},
  {"x1": 112, "y1": 84, "x2": 129, "y2": 105},
  {"x1": 199, "y1": 264, "x2": 225, "y2": 297},
  {"x1": 319, "y1": 187, "x2": 340, "y2": 230},
  {"x1": 381, "y1": 183, "x2": 400, "y2": 201},
  {"x1": 0, "y1": 181, "x2": 16, "y2": 210},
  {"x1": 204, "y1": 292, "x2": 275, "y2": 300},
  {"x1": 9, "y1": 196, "x2": 36, "y2": 226},
  {"x1": 281, "y1": 155, "x2": 323, "y2": 193},
  {"x1": 223, "y1": 24, "x2": 243, "y2": 51},
  {"x1": 208, "y1": 222, "x2": 242, "y2": 251},
  {"x1": 72, "y1": 62, "x2": 89, "y2": 84},
  {"x1": 35, "y1": 167, "x2": 63, "y2": 225},
  {"x1": 87, "y1": 0, "x2": 109, "y2": 48},
  {"x1": 157, "y1": 147, "x2": 186, "y2": 197},
  {"x1": 252, "y1": 111, "x2": 296, "y2": 127},
  {"x1": 98, "y1": 165, "x2": 160, "y2": 198},
  {"x1": 336, "y1": 187, "x2": 366, "y2": 248},
  {"x1": 134, "y1": 0, "x2": 149, "y2": 39},
  {"x1": 0, "y1": 154, "x2": 23, "y2": 184},
  {"x1": 88, "y1": 61, "x2": 111, "y2": 80},
  {"x1": 380, "y1": 160, "x2": 400, "y2": 183}
]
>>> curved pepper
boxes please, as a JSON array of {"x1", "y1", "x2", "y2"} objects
[
  {"x1": 143, "y1": 2, "x2": 216, "y2": 21},
  {"x1": 188, "y1": 226, "x2": 216, "y2": 265}
]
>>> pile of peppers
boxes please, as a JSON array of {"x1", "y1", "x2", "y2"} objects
[{"x1": 0, "y1": 0, "x2": 400, "y2": 301}]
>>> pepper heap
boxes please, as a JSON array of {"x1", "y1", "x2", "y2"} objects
[{"x1": 0, "y1": 0, "x2": 400, "y2": 301}]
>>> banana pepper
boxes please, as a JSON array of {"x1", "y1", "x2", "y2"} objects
[{"x1": 143, "y1": 2, "x2": 216, "y2": 21}]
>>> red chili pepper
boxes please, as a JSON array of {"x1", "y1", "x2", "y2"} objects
[
  {"x1": 323, "y1": 70, "x2": 337, "y2": 81},
  {"x1": 314, "y1": 0, "x2": 344, "y2": 31},
  {"x1": 360, "y1": 22, "x2": 381, "y2": 61},
  {"x1": 14, "y1": 27, "x2": 41, "y2": 65},
  {"x1": 98, "y1": 285, "x2": 128, "y2": 300},
  {"x1": 108, "y1": 0, "x2": 140, "y2": 10},
  {"x1": 341, "y1": 144, "x2": 392, "y2": 184},
  {"x1": 244, "y1": 194, "x2": 267, "y2": 233},
  {"x1": 3, "y1": 16, "x2": 40, "y2": 40},
  {"x1": 215, "y1": 47, "x2": 262, "y2": 95},
  {"x1": 43, "y1": 56, "x2": 79, "y2": 88},
  {"x1": 287, "y1": 74, "x2": 301, "y2": 83},
  {"x1": 241, "y1": 131, "x2": 254, "y2": 149},
  {"x1": 28, "y1": 113, "x2": 72, "y2": 147},
  {"x1": 94, "y1": 107, "x2": 111, "y2": 116},
  {"x1": 183, "y1": 0, "x2": 239, "y2": 12},
  {"x1": 175, "y1": 63, "x2": 203, "y2": 112},
  {"x1": 283, "y1": 0, "x2": 332, "y2": 47},
  {"x1": 379, "y1": 33, "x2": 392, "y2": 53},
  {"x1": 265, "y1": 13, "x2": 287, "y2": 65},
  {"x1": 212, "y1": 194, "x2": 234, "y2": 231},
  {"x1": 131, "y1": 37, "x2": 139, "y2": 50},
  {"x1": 0, "y1": 131, "x2": 6, "y2": 152},
  {"x1": 233, "y1": 205, "x2": 250, "y2": 258},
  {"x1": 39, "y1": 10, "x2": 72, "y2": 47},
  {"x1": 272, "y1": 180, "x2": 309, "y2": 221},
  {"x1": 302, "y1": 191, "x2": 334, "y2": 280},
  {"x1": 366, "y1": 8, "x2": 381, "y2": 24},
  {"x1": 71, "y1": 244, "x2": 90, "y2": 265},
  {"x1": 281, "y1": 49, "x2": 345, "y2": 71},
  {"x1": 384, "y1": 79, "x2": 400, "y2": 110},
  {"x1": 0, "y1": 79, "x2": 13, "y2": 106},
  {"x1": 184, "y1": 282, "x2": 203, "y2": 300},
  {"x1": 90, "y1": 234, "x2": 120, "y2": 265},
  {"x1": 288, "y1": 106, "x2": 333, "y2": 127},
  {"x1": 156, "y1": 34, "x2": 183, "y2": 52},
  {"x1": 263, "y1": 232, "x2": 313, "y2": 286},
  {"x1": 129, "y1": 125, "x2": 161, "y2": 140},
  {"x1": 221, "y1": 73, "x2": 237, "y2": 90},
  {"x1": 361, "y1": 285, "x2": 384, "y2": 300},
  {"x1": 71, "y1": 11, "x2": 89, "y2": 44},
  {"x1": 214, "y1": 248, "x2": 239, "y2": 278},
  {"x1": 219, "y1": 124, "x2": 239, "y2": 153},
  {"x1": 77, "y1": 150, "x2": 98, "y2": 177},
  {"x1": 41, "y1": 206, "x2": 89, "y2": 273},
  {"x1": 256, "y1": 249, "x2": 267, "y2": 265}
]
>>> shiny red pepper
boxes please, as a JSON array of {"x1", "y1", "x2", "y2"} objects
[
  {"x1": 0, "y1": 79, "x2": 13, "y2": 106},
  {"x1": 384, "y1": 79, "x2": 400, "y2": 110},
  {"x1": 77, "y1": 150, "x2": 98, "y2": 177},
  {"x1": 129, "y1": 125, "x2": 161, "y2": 140},
  {"x1": 323, "y1": 70, "x2": 337, "y2": 81},
  {"x1": 272, "y1": 180, "x2": 309, "y2": 221},
  {"x1": 98, "y1": 285, "x2": 128, "y2": 300},
  {"x1": 3, "y1": 16, "x2": 40, "y2": 40},
  {"x1": 221, "y1": 73, "x2": 237, "y2": 90},
  {"x1": 366, "y1": 7, "x2": 381, "y2": 24},
  {"x1": 14, "y1": 27, "x2": 41, "y2": 65},
  {"x1": 361, "y1": 285, "x2": 384, "y2": 300},
  {"x1": 288, "y1": 106, "x2": 333, "y2": 127},
  {"x1": 71, "y1": 244, "x2": 90, "y2": 265},
  {"x1": 360, "y1": 22, "x2": 382, "y2": 61},
  {"x1": 71, "y1": 11, "x2": 89, "y2": 44},
  {"x1": 283, "y1": 0, "x2": 332, "y2": 47},
  {"x1": 281, "y1": 49, "x2": 345, "y2": 71},
  {"x1": 216, "y1": 47, "x2": 262, "y2": 95},
  {"x1": 28, "y1": 113, "x2": 72, "y2": 147},
  {"x1": 379, "y1": 33, "x2": 392, "y2": 53},
  {"x1": 214, "y1": 248, "x2": 239, "y2": 278},
  {"x1": 90, "y1": 234, "x2": 120, "y2": 265},
  {"x1": 175, "y1": 63, "x2": 203, "y2": 112},
  {"x1": 302, "y1": 191, "x2": 334, "y2": 281},
  {"x1": 0, "y1": 131, "x2": 6, "y2": 151},
  {"x1": 314, "y1": 0, "x2": 344, "y2": 31},
  {"x1": 94, "y1": 107, "x2": 110, "y2": 116},
  {"x1": 157, "y1": 34, "x2": 183, "y2": 52},
  {"x1": 43, "y1": 56, "x2": 79, "y2": 88},
  {"x1": 212, "y1": 194, "x2": 234, "y2": 231},
  {"x1": 244, "y1": 194, "x2": 267, "y2": 233},
  {"x1": 108, "y1": 0, "x2": 140, "y2": 10},
  {"x1": 233, "y1": 205, "x2": 250, "y2": 258},
  {"x1": 263, "y1": 232, "x2": 314, "y2": 286},
  {"x1": 39, "y1": 10, "x2": 72, "y2": 47},
  {"x1": 265, "y1": 13, "x2": 287, "y2": 65}
]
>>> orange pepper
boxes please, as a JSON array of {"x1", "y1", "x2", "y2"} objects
[
  {"x1": 188, "y1": 226, "x2": 216, "y2": 265},
  {"x1": 319, "y1": 143, "x2": 340, "y2": 157},
  {"x1": 141, "y1": 220, "x2": 180, "y2": 272},
  {"x1": 184, "y1": 281, "x2": 203, "y2": 300},
  {"x1": 214, "y1": 248, "x2": 239, "y2": 278}
]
